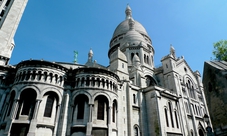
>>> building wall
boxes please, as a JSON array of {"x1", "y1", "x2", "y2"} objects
[
  {"x1": 0, "y1": 0, "x2": 28, "y2": 65},
  {"x1": 203, "y1": 61, "x2": 227, "y2": 136}
]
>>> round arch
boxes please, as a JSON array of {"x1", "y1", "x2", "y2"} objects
[
  {"x1": 92, "y1": 92, "x2": 111, "y2": 106},
  {"x1": 41, "y1": 87, "x2": 63, "y2": 104},
  {"x1": 72, "y1": 90, "x2": 92, "y2": 105},
  {"x1": 133, "y1": 124, "x2": 141, "y2": 136},
  {"x1": 182, "y1": 74, "x2": 196, "y2": 87},
  {"x1": 144, "y1": 75, "x2": 157, "y2": 86},
  {"x1": 18, "y1": 85, "x2": 41, "y2": 100}
]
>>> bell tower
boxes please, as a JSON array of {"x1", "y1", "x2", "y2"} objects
[{"x1": 0, "y1": 0, "x2": 28, "y2": 66}]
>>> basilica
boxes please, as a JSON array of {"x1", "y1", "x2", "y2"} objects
[{"x1": 0, "y1": 0, "x2": 212, "y2": 136}]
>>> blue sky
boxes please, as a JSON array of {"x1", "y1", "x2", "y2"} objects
[{"x1": 12, "y1": 1, "x2": 227, "y2": 76}]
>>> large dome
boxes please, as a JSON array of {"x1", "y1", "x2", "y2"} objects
[{"x1": 112, "y1": 19, "x2": 148, "y2": 38}]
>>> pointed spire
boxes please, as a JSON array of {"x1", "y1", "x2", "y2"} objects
[{"x1": 125, "y1": 4, "x2": 132, "y2": 19}]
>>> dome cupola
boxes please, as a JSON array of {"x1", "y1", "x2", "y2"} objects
[
  {"x1": 109, "y1": 5, "x2": 152, "y2": 58},
  {"x1": 108, "y1": 5, "x2": 155, "y2": 71}
]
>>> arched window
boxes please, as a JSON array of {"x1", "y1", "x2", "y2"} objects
[
  {"x1": 165, "y1": 108, "x2": 169, "y2": 127},
  {"x1": 74, "y1": 94, "x2": 88, "y2": 120},
  {"x1": 95, "y1": 95, "x2": 108, "y2": 121},
  {"x1": 174, "y1": 111, "x2": 179, "y2": 128},
  {"x1": 112, "y1": 101, "x2": 117, "y2": 122},
  {"x1": 97, "y1": 99, "x2": 105, "y2": 120},
  {"x1": 146, "y1": 56, "x2": 149, "y2": 64},
  {"x1": 36, "y1": 71, "x2": 41, "y2": 81},
  {"x1": 131, "y1": 53, "x2": 135, "y2": 62},
  {"x1": 133, "y1": 94, "x2": 136, "y2": 104},
  {"x1": 31, "y1": 71, "x2": 36, "y2": 80},
  {"x1": 145, "y1": 75, "x2": 156, "y2": 87},
  {"x1": 191, "y1": 130, "x2": 194, "y2": 136},
  {"x1": 144, "y1": 54, "x2": 146, "y2": 63},
  {"x1": 18, "y1": 89, "x2": 37, "y2": 119},
  {"x1": 168, "y1": 102, "x2": 174, "y2": 128},
  {"x1": 186, "y1": 79, "x2": 196, "y2": 99},
  {"x1": 102, "y1": 78, "x2": 105, "y2": 88},
  {"x1": 86, "y1": 77, "x2": 90, "y2": 86},
  {"x1": 97, "y1": 78, "x2": 100, "y2": 87},
  {"x1": 92, "y1": 77, "x2": 95, "y2": 87},
  {"x1": 185, "y1": 102, "x2": 189, "y2": 113},
  {"x1": 49, "y1": 73, "x2": 53, "y2": 83},
  {"x1": 81, "y1": 77, "x2": 85, "y2": 86},
  {"x1": 134, "y1": 127, "x2": 139, "y2": 136},
  {"x1": 44, "y1": 96, "x2": 54, "y2": 117}
]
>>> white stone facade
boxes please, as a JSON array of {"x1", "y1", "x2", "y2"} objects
[{"x1": 0, "y1": 2, "x2": 212, "y2": 136}]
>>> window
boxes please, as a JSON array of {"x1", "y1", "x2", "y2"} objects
[
  {"x1": 19, "y1": 89, "x2": 36, "y2": 119},
  {"x1": 168, "y1": 102, "x2": 174, "y2": 128},
  {"x1": 175, "y1": 111, "x2": 179, "y2": 128},
  {"x1": 191, "y1": 104, "x2": 195, "y2": 114},
  {"x1": 97, "y1": 99, "x2": 105, "y2": 120},
  {"x1": 195, "y1": 105, "x2": 198, "y2": 115},
  {"x1": 112, "y1": 102, "x2": 116, "y2": 122},
  {"x1": 74, "y1": 94, "x2": 88, "y2": 121},
  {"x1": 131, "y1": 53, "x2": 134, "y2": 62},
  {"x1": 44, "y1": 96, "x2": 54, "y2": 117},
  {"x1": 133, "y1": 94, "x2": 136, "y2": 104},
  {"x1": 81, "y1": 78, "x2": 85, "y2": 86},
  {"x1": 146, "y1": 56, "x2": 149, "y2": 64},
  {"x1": 165, "y1": 108, "x2": 169, "y2": 127},
  {"x1": 185, "y1": 102, "x2": 189, "y2": 113},
  {"x1": 134, "y1": 127, "x2": 139, "y2": 136},
  {"x1": 77, "y1": 100, "x2": 85, "y2": 119},
  {"x1": 191, "y1": 130, "x2": 194, "y2": 136},
  {"x1": 187, "y1": 80, "x2": 196, "y2": 99},
  {"x1": 86, "y1": 77, "x2": 90, "y2": 86}
]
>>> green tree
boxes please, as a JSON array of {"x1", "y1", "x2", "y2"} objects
[{"x1": 213, "y1": 40, "x2": 227, "y2": 61}]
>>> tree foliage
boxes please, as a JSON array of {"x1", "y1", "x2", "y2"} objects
[{"x1": 213, "y1": 40, "x2": 227, "y2": 61}]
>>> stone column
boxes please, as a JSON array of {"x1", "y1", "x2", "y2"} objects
[
  {"x1": 27, "y1": 99, "x2": 41, "y2": 136},
  {"x1": 86, "y1": 104, "x2": 93, "y2": 135},
  {"x1": 10, "y1": 99, "x2": 19, "y2": 119},
  {"x1": 108, "y1": 106, "x2": 112, "y2": 136},
  {"x1": 32, "y1": 100, "x2": 41, "y2": 119},
  {"x1": 58, "y1": 93, "x2": 69, "y2": 136},
  {"x1": 53, "y1": 104, "x2": 61, "y2": 136}
]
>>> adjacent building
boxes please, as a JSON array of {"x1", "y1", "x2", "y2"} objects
[
  {"x1": 0, "y1": 1, "x2": 212, "y2": 136},
  {"x1": 203, "y1": 61, "x2": 227, "y2": 136}
]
